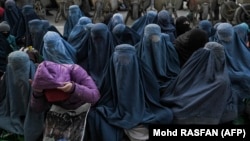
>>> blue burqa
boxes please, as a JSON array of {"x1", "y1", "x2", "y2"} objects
[
  {"x1": 107, "y1": 13, "x2": 124, "y2": 31},
  {"x1": 135, "y1": 24, "x2": 180, "y2": 94},
  {"x1": 112, "y1": 23, "x2": 140, "y2": 46},
  {"x1": 131, "y1": 10, "x2": 158, "y2": 36},
  {"x1": 13, "y1": 4, "x2": 40, "y2": 47},
  {"x1": 67, "y1": 16, "x2": 92, "y2": 49},
  {"x1": 215, "y1": 23, "x2": 250, "y2": 99},
  {"x1": 3, "y1": 0, "x2": 22, "y2": 35},
  {"x1": 160, "y1": 42, "x2": 237, "y2": 124},
  {"x1": 77, "y1": 23, "x2": 118, "y2": 88},
  {"x1": 157, "y1": 10, "x2": 176, "y2": 44},
  {"x1": 63, "y1": 5, "x2": 84, "y2": 40},
  {"x1": 86, "y1": 44, "x2": 173, "y2": 141},
  {"x1": 0, "y1": 51, "x2": 44, "y2": 141},
  {"x1": 28, "y1": 19, "x2": 47, "y2": 53},
  {"x1": 42, "y1": 31, "x2": 77, "y2": 64}
]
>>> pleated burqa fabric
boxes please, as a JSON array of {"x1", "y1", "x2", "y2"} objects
[
  {"x1": 135, "y1": 24, "x2": 180, "y2": 94},
  {"x1": 77, "y1": 23, "x2": 118, "y2": 88},
  {"x1": 13, "y1": 5, "x2": 40, "y2": 47},
  {"x1": 63, "y1": 5, "x2": 83, "y2": 40},
  {"x1": 28, "y1": 19, "x2": 46, "y2": 53},
  {"x1": 161, "y1": 42, "x2": 237, "y2": 124},
  {"x1": 0, "y1": 51, "x2": 44, "y2": 141},
  {"x1": 215, "y1": 23, "x2": 250, "y2": 100},
  {"x1": 157, "y1": 10, "x2": 176, "y2": 44},
  {"x1": 112, "y1": 23, "x2": 140, "y2": 46},
  {"x1": 86, "y1": 44, "x2": 173, "y2": 141},
  {"x1": 131, "y1": 10, "x2": 158, "y2": 36},
  {"x1": 3, "y1": 0, "x2": 22, "y2": 35},
  {"x1": 67, "y1": 16, "x2": 92, "y2": 49}
]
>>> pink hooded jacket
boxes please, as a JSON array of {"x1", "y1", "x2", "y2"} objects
[{"x1": 30, "y1": 61, "x2": 100, "y2": 111}]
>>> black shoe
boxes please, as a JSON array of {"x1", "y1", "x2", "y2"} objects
[{"x1": 46, "y1": 10, "x2": 53, "y2": 16}]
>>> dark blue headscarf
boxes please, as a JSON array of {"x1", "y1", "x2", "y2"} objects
[
  {"x1": 135, "y1": 24, "x2": 180, "y2": 94},
  {"x1": 161, "y1": 42, "x2": 237, "y2": 124},
  {"x1": 216, "y1": 23, "x2": 250, "y2": 99},
  {"x1": 157, "y1": 10, "x2": 176, "y2": 43},
  {"x1": 42, "y1": 31, "x2": 77, "y2": 64},
  {"x1": 86, "y1": 44, "x2": 173, "y2": 141},
  {"x1": 131, "y1": 10, "x2": 157, "y2": 35},
  {"x1": 63, "y1": 5, "x2": 83, "y2": 40},
  {"x1": 0, "y1": 51, "x2": 44, "y2": 141}
]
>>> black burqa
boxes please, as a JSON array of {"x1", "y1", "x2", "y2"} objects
[{"x1": 174, "y1": 28, "x2": 209, "y2": 67}]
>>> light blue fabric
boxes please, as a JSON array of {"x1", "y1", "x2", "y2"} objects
[{"x1": 43, "y1": 31, "x2": 77, "y2": 64}]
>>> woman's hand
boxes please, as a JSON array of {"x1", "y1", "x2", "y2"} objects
[{"x1": 57, "y1": 82, "x2": 73, "y2": 93}]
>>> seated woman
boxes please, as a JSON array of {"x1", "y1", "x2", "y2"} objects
[
  {"x1": 85, "y1": 44, "x2": 173, "y2": 141},
  {"x1": 30, "y1": 60, "x2": 100, "y2": 141},
  {"x1": 160, "y1": 42, "x2": 237, "y2": 124},
  {"x1": 29, "y1": 30, "x2": 100, "y2": 140},
  {"x1": 0, "y1": 51, "x2": 44, "y2": 141}
]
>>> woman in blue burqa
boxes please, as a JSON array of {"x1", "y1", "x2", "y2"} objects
[
  {"x1": 63, "y1": 5, "x2": 84, "y2": 40},
  {"x1": 214, "y1": 23, "x2": 250, "y2": 124},
  {"x1": 42, "y1": 31, "x2": 77, "y2": 64},
  {"x1": 107, "y1": 12, "x2": 124, "y2": 31},
  {"x1": 28, "y1": 19, "x2": 48, "y2": 55},
  {"x1": 160, "y1": 42, "x2": 238, "y2": 124},
  {"x1": 67, "y1": 16, "x2": 92, "y2": 49},
  {"x1": 157, "y1": 10, "x2": 176, "y2": 44},
  {"x1": 3, "y1": 0, "x2": 22, "y2": 35},
  {"x1": 112, "y1": 23, "x2": 140, "y2": 46},
  {"x1": 233, "y1": 22, "x2": 249, "y2": 47},
  {"x1": 0, "y1": 51, "x2": 45, "y2": 140},
  {"x1": 135, "y1": 23, "x2": 180, "y2": 95},
  {"x1": 85, "y1": 44, "x2": 173, "y2": 141},
  {"x1": 76, "y1": 23, "x2": 118, "y2": 88},
  {"x1": 131, "y1": 10, "x2": 158, "y2": 36},
  {"x1": 13, "y1": 4, "x2": 40, "y2": 47}
]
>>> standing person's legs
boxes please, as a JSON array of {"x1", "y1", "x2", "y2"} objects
[
  {"x1": 80, "y1": 0, "x2": 93, "y2": 17},
  {"x1": 46, "y1": 0, "x2": 59, "y2": 16}
]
